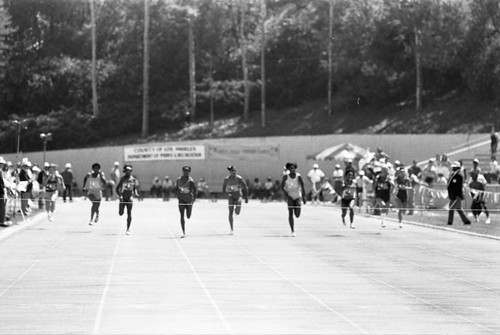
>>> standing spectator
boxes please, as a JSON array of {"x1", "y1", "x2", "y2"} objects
[
  {"x1": 307, "y1": 163, "x2": 325, "y2": 205},
  {"x1": 468, "y1": 173, "x2": 490, "y2": 224},
  {"x1": 108, "y1": 161, "x2": 121, "y2": 200},
  {"x1": 490, "y1": 156, "x2": 499, "y2": 183},
  {"x1": 37, "y1": 162, "x2": 49, "y2": 209},
  {"x1": 162, "y1": 176, "x2": 174, "y2": 201},
  {"x1": 0, "y1": 157, "x2": 8, "y2": 227},
  {"x1": 60, "y1": 163, "x2": 74, "y2": 202},
  {"x1": 375, "y1": 147, "x2": 390, "y2": 162},
  {"x1": 19, "y1": 160, "x2": 33, "y2": 216},
  {"x1": 251, "y1": 178, "x2": 263, "y2": 200},
  {"x1": 196, "y1": 177, "x2": 210, "y2": 199},
  {"x1": 150, "y1": 177, "x2": 162, "y2": 198},
  {"x1": 264, "y1": 177, "x2": 274, "y2": 201},
  {"x1": 407, "y1": 160, "x2": 421, "y2": 215},
  {"x1": 344, "y1": 159, "x2": 356, "y2": 177},
  {"x1": 332, "y1": 164, "x2": 344, "y2": 202},
  {"x1": 422, "y1": 159, "x2": 437, "y2": 187},
  {"x1": 447, "y1": 162, "x2": 471, "y2": 226},
  {"x1": 491, "y1": 126, "x2": 499, "y2": 155},
  {"x1": 470, "y1": 158, "x2": 481, "y2": 178}
]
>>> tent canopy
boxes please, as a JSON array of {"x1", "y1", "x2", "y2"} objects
[{"x1": 307, "y1": 143, "x2": 374, "y2": 169}]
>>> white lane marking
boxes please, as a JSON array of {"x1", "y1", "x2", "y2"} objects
[
  {"x1": 164, "y1": 218, "x2": 234, "y2": 335},
  {"x1": 92, "y1": 232, "x2": 122, "y2": 335},
  {"x1": 220, "y1": 233, "x2": 369, "y2": 335},
  {"x1": 308, "y1": 249, "x2": 495, "y2": 334},
  {"x1": 0, "y1": 236, "x2": 66, "y2": 299}
]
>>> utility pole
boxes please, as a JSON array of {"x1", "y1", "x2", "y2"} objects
[
  {"x1": 142, "y1": 0, "x2": 150, "y2": 138},
  {"x1": 260, "y1": 0, "x2": 266, "y2": 128},
  {"x1": 90, "y1": 0, "x2": 99, "y2": 117},
  {"x1": 188, "y1": 14, "x2": 196, "y2": 121},
  {"x1": 328, "y1": 0, "x2": 334, "y2": 117}
]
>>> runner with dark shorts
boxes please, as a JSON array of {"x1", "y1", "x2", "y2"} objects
[
  {"x1": 222, "y1": 166, "x2": 248, "y2": 235},
  {"x1": 374, "y1": 166, "x2": 393, "y2": 228},
  {"x1": 174, "y1": 166, "x2": 197, "y2": 238},
  {"x1": 116, "y1": 164, "x2": 139, "y2": 235},
  {"x1": 340, "y1": 171, "x2": 357, "y2": 229},
  {"x1": 281, "y1": 162, "x2": 306, "y2": 237},
  {"x1": 82, "y1": 163, "x2": 106, "y2": 226}
]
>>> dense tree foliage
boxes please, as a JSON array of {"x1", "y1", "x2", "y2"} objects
[{"x1": 0, "y1": 0, "x2": 499, "y2": 152}]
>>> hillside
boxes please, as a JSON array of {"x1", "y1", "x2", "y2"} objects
[{"x1": 101, "y1": 91, "x2": 499, "y2": 146}]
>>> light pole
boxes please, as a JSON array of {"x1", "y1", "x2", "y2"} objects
[
  {"x1": 12, "y1": 119, "x2": 28, "y2": 164},
  {"x1": 40, "y1": 132, "x2": 52, "y2": 164}
]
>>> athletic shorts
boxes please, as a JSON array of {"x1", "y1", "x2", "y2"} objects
[
  {"x1": 287, "y1": 197, "x2": 302, "y2": 208},
  {"x1": 341, "y1": 198, "x2": 355, "y2": 209},
  {"x1": 228, "y1": 196, "x2": 241, "y2": 206},
  {"x1": 375, "y1": 197, "x2": 390, "y2": 209}
]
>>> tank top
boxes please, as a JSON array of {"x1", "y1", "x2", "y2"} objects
[
  {"x1": 284, "y1": 173, "x2": 302, "y2": 200},
  {"x1": 341, "y1": 180, "x2": 357, "y2": 200},
  {"x1": 86, "y1": 174, "x2": 104, "y2": 198},
  {"x1": 45, "y1": 174, "x2": 58, "y2": 192},
  {"x1": 118, "y1": 176, "x2": 137, "y2": 200},
  {"x1": 177, "y1": 177, "x2": 195, "y2": 202},
  {"x1": 375, "y1": 176, "x2": 391, "y2": 201},
  {"x1": 225, "y1": 175, "x2": 244, "y2": 198}
]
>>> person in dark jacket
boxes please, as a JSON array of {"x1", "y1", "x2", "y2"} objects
[
  {"x1": 60, "y1": 163, "x2": 74, "y2": 202},
  {"x1": 447, "y1": 161, "x2": 471, "y2": 225}
]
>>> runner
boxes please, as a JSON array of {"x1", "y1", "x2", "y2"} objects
[
  {"x1": 394, "y1": 167, "x2": 411, "y2": 228},
  {"x1": 373, "y1": 166, "x2": 393, "y2": 228},
  {"x1": 222, "y1": 166, "x2": 248, "y2": 235},
  {"x1": 174, "y1": 166, "x2": 197, "y2": 238},
  {"x1": 82, "y1": 163, "x2": 106, "y2": 226},
  {"x1": 340, "y1": 170, "x2": 357, "y2": 229},
  {"x1": 281, "y1": 162, "x2": 306, "y2": 237},
  {"x1": 42, "y1": 163, "x2": 65, "y2": 222},
  {"x1": 116, "y1": 164, "x2": 139, "y2": 235},
  {"x1": 468, "y1": 172, "x2": 490, "y2": 224}
]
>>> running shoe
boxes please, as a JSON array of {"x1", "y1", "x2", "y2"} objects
[
  {"x1": 181, "y1": 233, "x2": 186, "y2": 238},
  {"x1": 126, "y1": 230, "x2": 130, "y2": 235},
  {"x1": 399, "y1": 223, "x2": 403, "y2": 229},
  {"x1": 291, "y1": 232, "x2": 296, "y2": 237},
  {"x1": 381, "y1": 220, "x2": 386, "y2": 228},
  {"x1": 48, "y1": 213, "x2": 54, "y2": 222},
  {"x1": 350, "y1": 223, "x2": 355, "y2": 229},
  {"x1": 485, "y1": 217, "x2": 491, "y2": 224},
  {"x1": 229, "y1": 230, "x2": 234, "y2": 235},
  {"x1": 89, "y1": 221, "x2": 93, "y2": 226}
]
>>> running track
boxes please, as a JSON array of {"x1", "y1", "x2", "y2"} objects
[{"x1": 0, "y1": 199, "x2": 499, "y2": 334}]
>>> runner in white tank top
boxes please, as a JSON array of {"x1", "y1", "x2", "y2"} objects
[{"x1": 281, "y1": 162, "x2": 306, "y2": 237}]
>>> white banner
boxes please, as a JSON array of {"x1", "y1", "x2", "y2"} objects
[
  {"x1": 208, "y1": 144, "x2": 279, "y2": 161},
  {"x1": 124, "y1": 145, "x2": 205, "y2": 161}
]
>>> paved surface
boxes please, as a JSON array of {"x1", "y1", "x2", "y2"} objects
[{"x1": 0, "y1": 199, "x2": 499, "y2": 335}]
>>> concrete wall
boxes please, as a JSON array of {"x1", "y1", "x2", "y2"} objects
[{"x1": 1, "y1": 134, "x2": 489, "y2": 193}]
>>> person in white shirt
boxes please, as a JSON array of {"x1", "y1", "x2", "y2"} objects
[
  {"x1": 490, "y1": 155, "x2": 499, "y2": 183},
  {"x1": 307, "y1": 163, "x2": 325, "y2": 205},
  {"x1": 332, "y1": 164, "x2": 344, "y2": 202},
  {"x1": 422, "y1": 159, "x2": 438, "y2": 187}
]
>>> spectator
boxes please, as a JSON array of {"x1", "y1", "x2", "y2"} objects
[
  {"x1": 19, "y1": 159, "x2": 33, "y2": 216},
  {"x1": 150, "y1": 177, "x2": 162, "y2": 198},
  {"x1": 407, "y1": 160, "x2": 421, "y2": 215},
  {"x1": 344, "y1": 159, "x2": 356, "y2": 177},
  {"x1": 470, "y1": 158, "x2": 481, "y2": 179},
  {"x1": 332, "y1": 164, "x2": 344, "y2": 202},
  {"x1": 196, "y1": 177, "x2": 210, "y2": 199},
  {"x1": 264, "y1": 176, "x2": 274, "y2": 201},
  {"x1": 60, "y1": 163, "x2": 74, "y2": 202},
  {"x1": 447, "y1": 161, "x2": 471, "y2": 226},
  {"x1": 490, "y1": 156, "x2": 499, "y2": 183},
  {"x1": 422, "y1": 159, "x2": 437, "y2": 187},
  {"x1": 491, "y1": 126, "x2": 499, "y2": 155},
  {"x1": 107, "y1": 161, "x2": 121, "y2": 200},
  {"x1": 307, "y1": 163, "x2": 325, "y2": 205},
  {"x1": 0, "y1": 157, "x2": 8, "y2": 227},
  {"x1": 162, "y1": 176, "x2": 174, "y2": 201},
  {"x1": 408, "y1": 160, "x2": 422, "y2": 180},
  {"x1": 251, "y1": 178, "x2": 263, "y2": 200}
]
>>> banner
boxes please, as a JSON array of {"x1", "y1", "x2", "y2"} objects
[
  {"x1": 208, "y1": 144, "x2": 279, "y2": 161},
  {"x1": 124, "y1": 145, "x2": 205, "y2": 161}
]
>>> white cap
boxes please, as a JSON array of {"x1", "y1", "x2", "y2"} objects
[
  {"x1": 335, "y1": 164, "x2": 341, "y2": 168},
  {"x1": 0, "y1": 157, "x2": 5, "y2": 164},
  {"x1": 394, "y1": 160, "x2": 401, "y2": 166},
  {"x1": 65, "y1": 163, "x2": 72, "y2": 169},
  {"x1": 451, "y1": 161, "x2": 460, "y2": 168},
  {"x1": 473, "y1": 158, "x2": 479, "y2": 164},
  {"x1": 359, "y1": 170, "x2": 365, "y2": 176},
  {"x1": 114, "y1": 161, "x2": 120, "y2": 166},
  {"x1": 313, "y1": 163, "x2": 319, "y2": 169}
]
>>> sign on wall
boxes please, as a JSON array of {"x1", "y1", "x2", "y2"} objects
[
  {"x1": 124, "y1": 145, "x2": 205, "y2": 161},
  {"x1": 208, "y1": 144, "x2": 279, "y2": 161}
]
